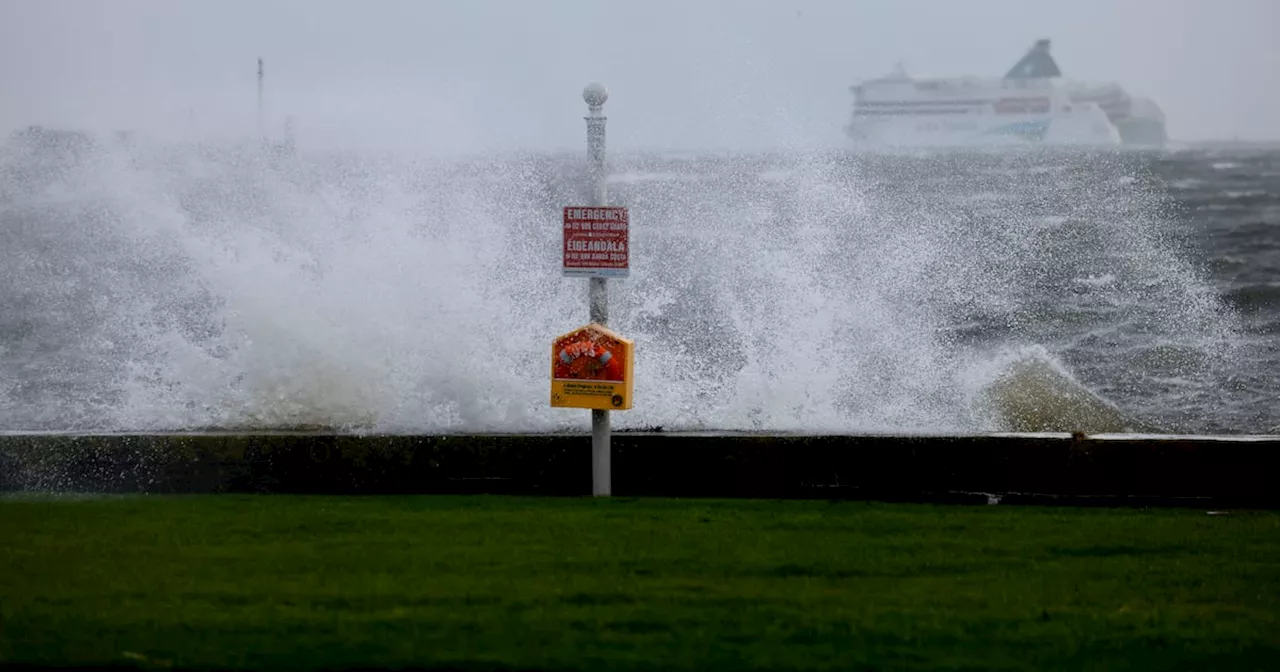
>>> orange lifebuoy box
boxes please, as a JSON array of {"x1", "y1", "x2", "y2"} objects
[{"x1": 550, "y1": 323, "x2": 634, "y2": 411}]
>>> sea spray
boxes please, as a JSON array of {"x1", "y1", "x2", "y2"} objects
[{"x1": 0, "y1": 130, "x2": 1246, "y2": 433}]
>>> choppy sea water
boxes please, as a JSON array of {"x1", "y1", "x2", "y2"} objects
[{"x1": 1, "y1": 128, "x2": 1276, "y2": 434}]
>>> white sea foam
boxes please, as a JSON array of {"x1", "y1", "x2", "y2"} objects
[{"x1": 0, "y1": 129, "x2": 1248, "y2": 433}]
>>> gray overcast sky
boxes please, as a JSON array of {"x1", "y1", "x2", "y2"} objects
[{"x1": 2, "y1": 0, "x2": 1277, "y2": 154}]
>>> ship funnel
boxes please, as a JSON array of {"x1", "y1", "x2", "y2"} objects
[{"x1": 1004, "y1": 38, "x2": 1061, "y2": 79}]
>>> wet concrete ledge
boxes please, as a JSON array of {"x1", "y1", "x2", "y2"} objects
[{"x1": 0, "y1": 432, "x2": 1276, "y2": 508}]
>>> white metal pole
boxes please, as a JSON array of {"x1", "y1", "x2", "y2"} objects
[{"x1": 584, "y1": 82, "x2": 610, "y2": 497}]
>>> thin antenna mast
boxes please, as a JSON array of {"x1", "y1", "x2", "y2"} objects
[{"x1": 257, "y1": 57, "x2": 266, "y2": 143}]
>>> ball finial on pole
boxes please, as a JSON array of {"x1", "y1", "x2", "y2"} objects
[{"x1": 583, "y1": 82, "x2": 609, "y2": 109}]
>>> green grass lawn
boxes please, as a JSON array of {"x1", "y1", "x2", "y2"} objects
[{"x1": 1, "y1": 495, "x2": 1276, "y2": 671}]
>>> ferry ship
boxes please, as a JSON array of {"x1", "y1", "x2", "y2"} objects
[{"x1": 845, "y1": 39, "x2": 1167, "y2": 149}]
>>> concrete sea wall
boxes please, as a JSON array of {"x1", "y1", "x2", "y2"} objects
[{"x1": 1, "y1": 432, "x2": 1275, "y2": 507}]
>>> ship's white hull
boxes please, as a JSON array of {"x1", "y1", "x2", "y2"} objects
[{"x1": 846, "y1": 107, "x2": 1121, "y2": 150}]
